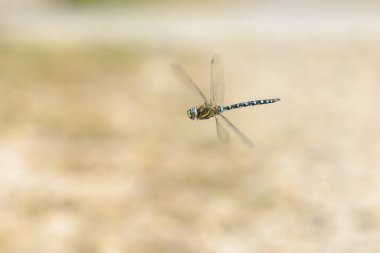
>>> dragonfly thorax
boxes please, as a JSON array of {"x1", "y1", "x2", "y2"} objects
[{"x1": 187, "y1": 104, "x2": 221, "y2": 120}]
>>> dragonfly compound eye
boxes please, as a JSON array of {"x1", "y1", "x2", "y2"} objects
[{"x1": 187, "y1": 107, "x2": 197, "y2": 120}]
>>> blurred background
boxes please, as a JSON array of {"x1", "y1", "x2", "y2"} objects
[{"x1": 1, "y1": 0, "x2": 380, "y2": 252}]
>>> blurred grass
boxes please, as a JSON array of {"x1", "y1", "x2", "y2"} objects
[{"x1": 0, "y1": 42, "x2": 143, "y2": 138}]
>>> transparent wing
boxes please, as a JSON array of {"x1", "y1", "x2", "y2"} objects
[
  {"x1": 210, "y1": 54, "x2": 225, "y2": 106},
  {"x1": 171, "y1": 63, "x2": 209, "y2": 104},
  {"x1": 219, "y1": 114, "x2": 254, "y2": 148},
  {"x1": 215, "y1": 116, "x2": 230, "y2": 143}
]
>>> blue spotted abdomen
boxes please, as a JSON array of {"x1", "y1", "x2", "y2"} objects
[{"x1": 222, "y1": 98, "x2": 280, "y2": 112}]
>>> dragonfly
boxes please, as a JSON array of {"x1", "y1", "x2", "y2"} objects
[{"x1": 171, "y1": 55, "x2": 280, "y2": 147}]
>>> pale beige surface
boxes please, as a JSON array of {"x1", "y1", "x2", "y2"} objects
[{"x1": 1, "y1": 2, "x2": 380, "y2": 253}]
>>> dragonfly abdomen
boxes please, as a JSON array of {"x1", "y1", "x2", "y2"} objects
[{"x1": 222, "y1": 98, "x2": 280, "y2": 112}]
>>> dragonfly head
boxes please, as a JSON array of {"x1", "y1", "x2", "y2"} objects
[{"x1": 187, "y1": 106, "x2": 198, "y2": 120}]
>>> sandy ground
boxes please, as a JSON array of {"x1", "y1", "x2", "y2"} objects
[{"x1": 1, "y1": 3, "x2": 380, "y2": 253}]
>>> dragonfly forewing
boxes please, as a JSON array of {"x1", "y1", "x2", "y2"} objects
[
  {"x1": 210, "y1": 54, "x2": 225, "y2": 106},
  {"x1": 219, "y1": 114, "x2": 254, "y2": 148},
  {"x1": 171, "y1": 63, "x2": 209, "y2": 104}
]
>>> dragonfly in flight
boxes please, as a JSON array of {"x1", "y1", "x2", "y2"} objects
[{"x1": 171, "y1": 55, "x2": 280, "y2": 147}]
